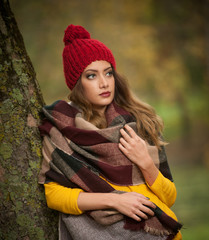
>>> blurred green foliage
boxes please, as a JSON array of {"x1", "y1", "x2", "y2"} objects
[
  {"x1": 9, "y1": 1, "x2": 209, "y2": 238},
  {"x1": 172, "y1": 164, "x2": 209, "y2": 240},
  {"x1": 10, "y1": 0, "x2": 209, "y2": 141}
]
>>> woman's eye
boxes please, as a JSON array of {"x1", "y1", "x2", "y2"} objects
[
  {"x1": 106, "y1": 71, "x2": 113, "y2": 77},
  {"x1": 87, "y1": 74, "x2": 95, "y2": 79}
]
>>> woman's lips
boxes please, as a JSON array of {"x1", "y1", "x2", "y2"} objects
[{"x1": 99, "y1": 91, "x2": 111, "y2": 97}]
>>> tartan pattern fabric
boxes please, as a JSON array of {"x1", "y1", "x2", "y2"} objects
[{"x1": 38, "y1": 100, "x2": 182, "y2": 239}]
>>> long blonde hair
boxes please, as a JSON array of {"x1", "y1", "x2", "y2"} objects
[{"x1": 69, "y1": 70, "x2": 164, "y2": 148}]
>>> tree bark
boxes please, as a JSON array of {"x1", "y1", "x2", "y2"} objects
[{"x1": 0, "y1": 0, "x2": 58, "y2": 239}]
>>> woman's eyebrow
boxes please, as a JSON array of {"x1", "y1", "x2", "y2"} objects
[
  {"x1": 85, "y1": 69, "x2": 97, "y2": 73},
  {"x1": 104, "y1": 67, "x2": 113, "y2": 72},
  {"x1": 84, "y1": 67, "x2": 112, "y2": 73}
]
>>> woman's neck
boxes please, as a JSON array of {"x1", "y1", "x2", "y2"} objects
[{"x1": 92, "y1": 105, "x2": 107, "y2": 116}]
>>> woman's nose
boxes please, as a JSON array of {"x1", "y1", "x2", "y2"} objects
[{"x1": 99, "y1": 75, "x2": 108, "y2": 88}]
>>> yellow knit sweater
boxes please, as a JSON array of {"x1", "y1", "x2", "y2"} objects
[{"x1": 44, "y1": 171, "x2": 182, "y2": 239}]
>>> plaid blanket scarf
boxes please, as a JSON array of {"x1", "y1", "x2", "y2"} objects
[{"x1": 38, "y1": 100, "x2": 182, "y2": 239}]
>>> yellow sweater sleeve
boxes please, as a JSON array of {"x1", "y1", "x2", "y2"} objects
[
  {"x1": 44, "y1": 182, "x2": 84, "y2": 215},
  {"x1": 146, "y1": 171, "x2": 177, "y2": 208},
  {"x1": 44, "y1": 179, "x2": 182, "y2": 239}
]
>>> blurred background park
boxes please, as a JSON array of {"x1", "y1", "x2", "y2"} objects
[{"x1": 10, "y1": 0, "x2": 209, "y2": 239}]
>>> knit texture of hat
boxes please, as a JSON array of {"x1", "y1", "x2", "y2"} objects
[{"x1": 62, "y1": 24, "x2": 116, "y2": 90}]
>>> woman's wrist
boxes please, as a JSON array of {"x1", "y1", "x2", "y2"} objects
[
  {"x1": 78, "y1": 192, "x2": 118, "y2": 211},
  {"x1": 136, "y1": 158, "x2": 159, "y2": 186},
  {"x1": 135, "y1": 155, "x2": 153, "y2": 171}
]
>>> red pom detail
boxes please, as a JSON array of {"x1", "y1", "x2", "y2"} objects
[{"x1": 63, "y1": 24, "x2": 90, "y2": 46}]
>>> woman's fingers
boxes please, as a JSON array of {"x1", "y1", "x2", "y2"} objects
[
  {"x1": 130, "y1": 204, "x2": 155, "y2": 221},
  {"x1": 136, "y1": 196, "x2": 156, "y2": 219},
  {"x1": 120, "y1": 125, "x2": 138, "y2": 140},
  {"x1": 120, "y1": 128, "x2": 131, "y2": 142},
  {"x1": 119, "y1": 125, "x2": 151, "y2": 166},
  {"x1": 135, "y1": 210, "x2": 149, "y2": 220},
  {"x1": 141, "y1": 198, "x2": 156, "y2": 207},
  {"x1": 119, "y1": 125, "x2": 144, "y2": 151},
  {"x1": 139, "y1": 204, "x2": 155, "y2": 217},
  {"x1": 133, "y1": 204, "x2": 155, "y2": 221},
  {"x1": 119, "y1": 136, "x2": 129, "y2": 147},
  {"x1": 114, "y1": 192, "x2": 156, "y2": 222},
  {"x1": 131, "y1": 214, "x2": 141, "y2": 222},
  {"x1": 124, "y1": 124, "x2": 137, "y2": 138}
]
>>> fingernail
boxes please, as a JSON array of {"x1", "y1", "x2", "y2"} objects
[{"x1": 146, "y1": 197, "x2": 150, "y2": 200}]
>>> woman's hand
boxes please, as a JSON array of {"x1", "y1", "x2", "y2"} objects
[
  {"x1": 119, "y1": 125, "x2": 151, "y2": 168},
  {"x1": 119, "y1": 124, "x2": 159, "y2": 186},
  {"x1": 78, "y1": 191, "x2": 156, "y2": 222},
  {"x1": 112, "y1": 192, "x2": 156, "y2": 222}
]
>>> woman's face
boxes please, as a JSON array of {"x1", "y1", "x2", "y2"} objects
[{"x1": 81, "y1": 60, "x2": 115, "y2": 114}]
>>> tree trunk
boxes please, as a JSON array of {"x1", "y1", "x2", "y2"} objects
[{"x1": 0, "y1": 0, "x2": 58, "y2": 239}]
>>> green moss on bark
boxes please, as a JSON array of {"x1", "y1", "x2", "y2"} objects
[
  {"x1": 0, "y1": 142, "x2": 13, "y2": 159},
  {"x1": 0, "y1": 0, "x2": 58, "y2": 239}
]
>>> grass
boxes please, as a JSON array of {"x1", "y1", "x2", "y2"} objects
[{"x1": 170, "y1": 163, "x2": 209, "y2": 239}]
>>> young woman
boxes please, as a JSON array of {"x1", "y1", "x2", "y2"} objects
[{"x1": 39, "y1": 24, "x2": 182, "y2": 240}]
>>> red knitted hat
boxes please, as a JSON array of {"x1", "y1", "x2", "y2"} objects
[{"x1": 62, "y1": 24, "x2": 116, "y2": 90}]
